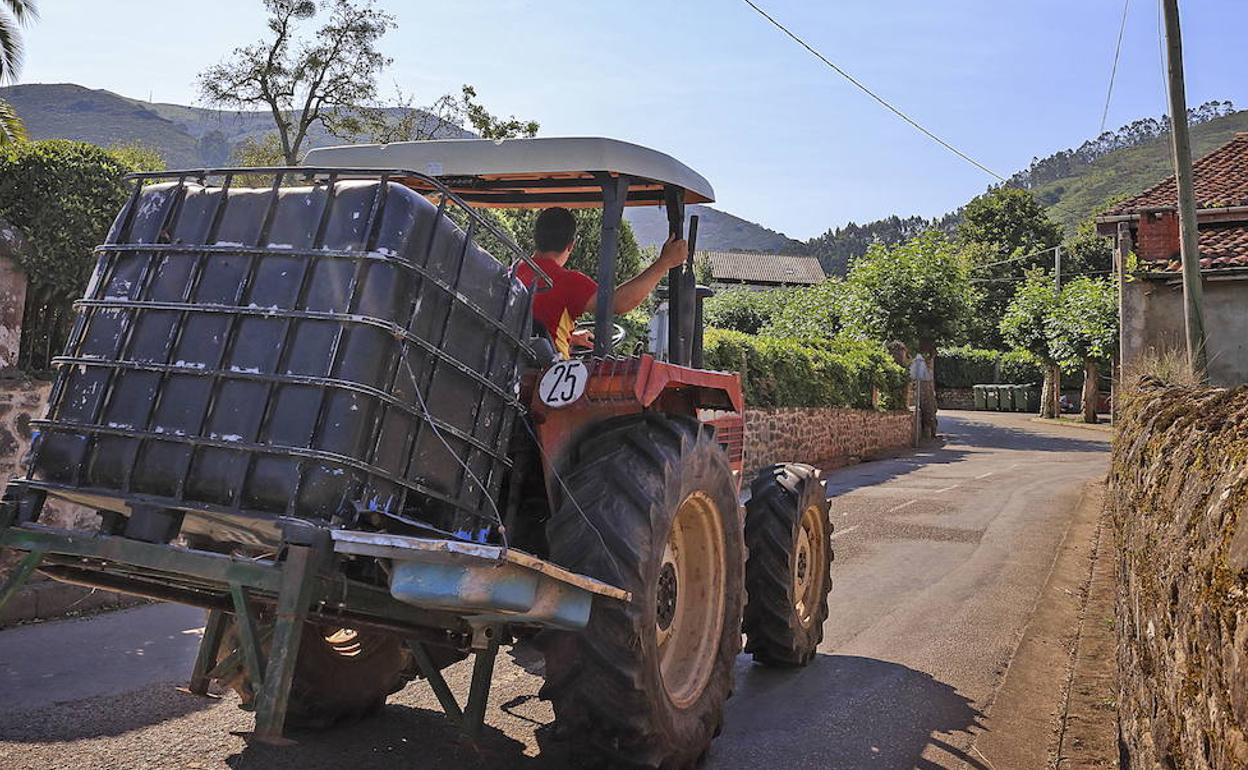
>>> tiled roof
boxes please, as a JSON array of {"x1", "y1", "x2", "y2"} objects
[
  {"x1": 1107, "y1": 133, "x2": 1248, "y2": 215},
  {"x1": 703, "y1": 251, "x2": 825, "y2": 286},
  {"x1": 1150, "y1": 224, "x2": 1248, "y2": 273}
]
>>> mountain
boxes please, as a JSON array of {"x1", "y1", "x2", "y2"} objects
[
  {"x1": 1, "y1": 82, "x2": 796, "y2": 255},
  {"x1": 804, "y1": 101, "x2": 1246, "y2": 275},
  {"x1": 1019, "y1": 104, "x2": 1248, "y2": 229},
  {"x1": 624, "y1": 205, "x2": 803, "y2": 254},
  {"x1": 0, "y1": 82, "x2": 468, "y2": 167}
]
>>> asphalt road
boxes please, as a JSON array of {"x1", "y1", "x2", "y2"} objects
[{"x1": 0, "y1": 411, "x2": 1110, "y2": 770}]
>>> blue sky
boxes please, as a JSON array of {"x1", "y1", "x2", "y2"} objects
[{"x1": 17, "y1": 1, "x2": 1248, "y2": 239}]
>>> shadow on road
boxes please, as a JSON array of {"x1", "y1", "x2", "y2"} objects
[
  {"x1": 940, "y1": 414, "x2": 1109, "y2": 453},
  {"x1": 225, "y1": 702, "x2": 562, "y2": 770},
  {"x1": 715, "y1": 654, "x2": 987, "y2": 770}
]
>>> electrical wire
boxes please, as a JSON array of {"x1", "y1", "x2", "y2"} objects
[
  {"x1": 740, "y1": 0, "x2": 1104, "y2": 232},
  {"x1": 1100, "y1": 0, "x2": 1132, "y2": 134},
  {"x1": 740, "y1": 0, "x2": 1006, "y2": 182}
]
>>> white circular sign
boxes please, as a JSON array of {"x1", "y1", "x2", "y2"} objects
[{"x1": 538, "y1": 360, "x2": 589, "y2": 408}]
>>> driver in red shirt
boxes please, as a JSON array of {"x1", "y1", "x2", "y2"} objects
[{"x1": 515, "y1": 207, "x2": 687, "y2": 358}]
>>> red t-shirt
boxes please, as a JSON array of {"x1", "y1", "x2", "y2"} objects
[{"x1": 515, "y1": 257, "x2": 597, "y2": 357}]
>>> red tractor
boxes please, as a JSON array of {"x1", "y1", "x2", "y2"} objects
[{"x1": 0, "y1": 137, "x2": 831, "y2": 768}]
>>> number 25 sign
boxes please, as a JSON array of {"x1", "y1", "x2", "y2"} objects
[{"x1": 538, "y1": 360, "x2": 588, "y2": 408}]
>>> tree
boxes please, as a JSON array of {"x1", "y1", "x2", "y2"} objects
[
  {"x1": 1000, "y1": 270, "x2": 1061, "y2": 418},
  {"x1": 198, "y1": 0, "x2": 395, "y2": 164},
  {"x1": 107, "y1": 141, "x2": 167, "y2": 172},
  {"x1": 1046, "y1": 277, "x2": 1118, "y2": 423},
  {"x1": 959, "y1": 187, "x2": 1062, "y2": 347},
  {"x1": 344, "y1": 83, "x2": 540, "y2": 144},
  {"x1": 1062, "y1": 216, "x2": 1113, "y2": 276},
  {"x1": 841, "y1": 231, "x2": 976, "y2": 437},
  {"x1": 959, "y1": 187, "x2": 1063, "y2": 256},
  {"x1": 0, "y1": 0, "x2": 36, "y2": 145},
  {"x1": 232, "y1": 132, "x2": 286, "y2": 166}
]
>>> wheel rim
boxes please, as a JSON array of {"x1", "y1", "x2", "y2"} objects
[
  {"x1": 793, "y1": 505, "x2": 825, "y2": 628},
  {"x1": 656, "y1": 491, "x2": 727, "y2": 709},
  {"x1": 323, "y1": 628, "x2": 366, "y2": 657}
]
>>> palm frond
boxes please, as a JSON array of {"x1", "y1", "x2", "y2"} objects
[
  {"x1": 0, "y1": 10, "x2": 23, "y2": 84},
  {"x1": 0, "y1": 96, "x2": 26, "y2": 145}
]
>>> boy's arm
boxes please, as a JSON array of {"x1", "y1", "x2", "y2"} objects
[{"x1": 582, "y1": 237, "x2": 688, "y2": 315}]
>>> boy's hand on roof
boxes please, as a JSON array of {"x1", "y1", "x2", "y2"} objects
[{"x1": 657, "y1": 237, "x2": 688, "y2": 271}]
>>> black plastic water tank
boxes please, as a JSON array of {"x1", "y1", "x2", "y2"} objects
[{"x1": 28, "y1": 172, "x2": 533, "y2": 543}]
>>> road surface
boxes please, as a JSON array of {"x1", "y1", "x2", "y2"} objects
[{"x1": 0, "y1": 411, "x2": 1110, "y2": 770}]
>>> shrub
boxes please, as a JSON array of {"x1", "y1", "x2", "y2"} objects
[
  {"x1": 0, "y1": 140, "x2": 136, "y2": 371},
  {"x1": 935, "y1": 346, "x2": 998, "y2": 388},
  {"x1": 703, "y1": 287, "x2": 790, "y2": 335},
  {"x1": 702, "y1": 328, "x2": 906, "y2": 410},
  {"x1": 759, "y1": 279, "x2": 843, "y2": 339}
]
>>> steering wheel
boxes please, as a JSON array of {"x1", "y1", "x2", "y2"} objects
[{"x1": 574, "y1": 320, "x2": 627, "y2": 348}]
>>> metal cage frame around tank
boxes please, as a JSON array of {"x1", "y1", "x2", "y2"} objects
[{"x1": 24, "y1": 166, "x2": 550, "y2": 541}]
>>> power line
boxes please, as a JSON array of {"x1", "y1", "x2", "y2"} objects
[
  {"x1": 974, "y1": 245, "x2": 1058, "y2": 271},
  {"x1": 1100, "y1": 0, "x2": 1132, "y2": 134},
  {"x1": 740, "y1": 0, "x2": 1006, "y2": 182}
]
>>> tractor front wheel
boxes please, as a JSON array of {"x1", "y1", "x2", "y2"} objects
[
  {"x1": 742, "y1": 463, "x2": 832, "y2": 666},
  {"x1": 540, "y1": 414, "x2": 744, "y2": 769}
]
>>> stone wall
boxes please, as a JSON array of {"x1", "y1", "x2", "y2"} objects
[
  {"x1": 1110, "y1": 382, "x2": 1248, "y2": 768},
  {"x1": 0, "y1": 379, "x2": 123, "y2": 624},
  {"x1": 937, "y1": 387, "x2": 975, "y2": 410},
  {"x1": 742, "y1": 406, "x2": 912, "y2": 475},
  {"x1": 0, "y1": 222, "x2": 28, "y2": 369}
]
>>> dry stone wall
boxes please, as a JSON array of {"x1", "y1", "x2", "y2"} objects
[
  {"x1": 0, "y1": 379, "x2": 119, "y2": 624},
  {"x1": 1110, "y1": 382, "x2": 1248, "y2": 769},
  {"x1": 742, "y1": 407, "x2": 912, "y2": 476}
]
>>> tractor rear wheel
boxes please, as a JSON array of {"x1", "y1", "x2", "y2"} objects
[
  {"x1": 742, "y1": 463, "x2": 832, "y2": 666},
  {"x1": 540, "y1": 414, "x2": 744, "y2": 769},
  {"x1": 217, "y1": 620, "x2": 411, "y2": 729}
]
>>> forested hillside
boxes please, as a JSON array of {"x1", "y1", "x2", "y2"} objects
[{"x1": 803, "y1": 101, "x2": 1244, "y2": 275}]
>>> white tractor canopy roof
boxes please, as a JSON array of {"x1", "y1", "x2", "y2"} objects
[{"x1": 301, "y1": 137, "x2": 714, "y2": 208}]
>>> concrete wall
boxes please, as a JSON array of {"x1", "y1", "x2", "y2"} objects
[
  {"x1": 1110, "y1": 384, "x2": 1248, "y2": 768},
  {"x1": 742, "y1": 406, "x2": 912, "y2": 475},
  {"x1": 1121, "y1": 274, "x2": 1248, "y2": 386}
]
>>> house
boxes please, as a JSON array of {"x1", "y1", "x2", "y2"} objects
[
  {"x1": 1096, "y1": 132, "x2": 1248, "y2": 386},
  {"x1": 701, "y1": 251, "x2": 825, "y2": 290}
]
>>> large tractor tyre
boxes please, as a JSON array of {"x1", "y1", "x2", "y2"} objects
[
  {"x1": 540, "y1": 414, "x2": 744, "y2": 769},
  {"x1": 217, "y1": 621, "x2": 411, "y2": 730},
  {"x1": 742, "y1": 463, "x2": 832, "y2": 667}
]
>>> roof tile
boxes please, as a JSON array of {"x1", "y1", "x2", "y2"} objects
[{"x1": 1107, "y1": 133, "x2": 1248, "y2": 215}]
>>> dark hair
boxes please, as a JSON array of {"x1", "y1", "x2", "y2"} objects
[{"x1": 534, "y1": 207, "x2": 577, "y2": 253}]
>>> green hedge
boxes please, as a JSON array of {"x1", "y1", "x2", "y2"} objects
[
  {"x1": 935, "y1": 346, "x2": 1045, "y2": 387},
  {"x1": 702, "y1": 288, "x2": 791, "y2": 335},
  {"x1": 998, "y1": 350, "x2": 1045, "y2": 385},
  {"x1": 703, "y1": 328, "x2": 907, "y2": 410}
]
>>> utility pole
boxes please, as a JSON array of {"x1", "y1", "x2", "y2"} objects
[
  {"x1": 1162, "y1": 0, "x2": 1210, "y2": 381},
  {"x1": 1049, "y1": 245, "x2": 1062, "y2": 419}
]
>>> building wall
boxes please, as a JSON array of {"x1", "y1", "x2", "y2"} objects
[
  {"x1": 742, "y1": 407, "x2": 912, "y2": 475},
  {"x1": 1121, "y1": 274, "x2": 1248, "y2": 386}
]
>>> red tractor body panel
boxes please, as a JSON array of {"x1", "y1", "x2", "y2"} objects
[{"x1": 526, "y1": 355, "x2": 745, "y2": 500}]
